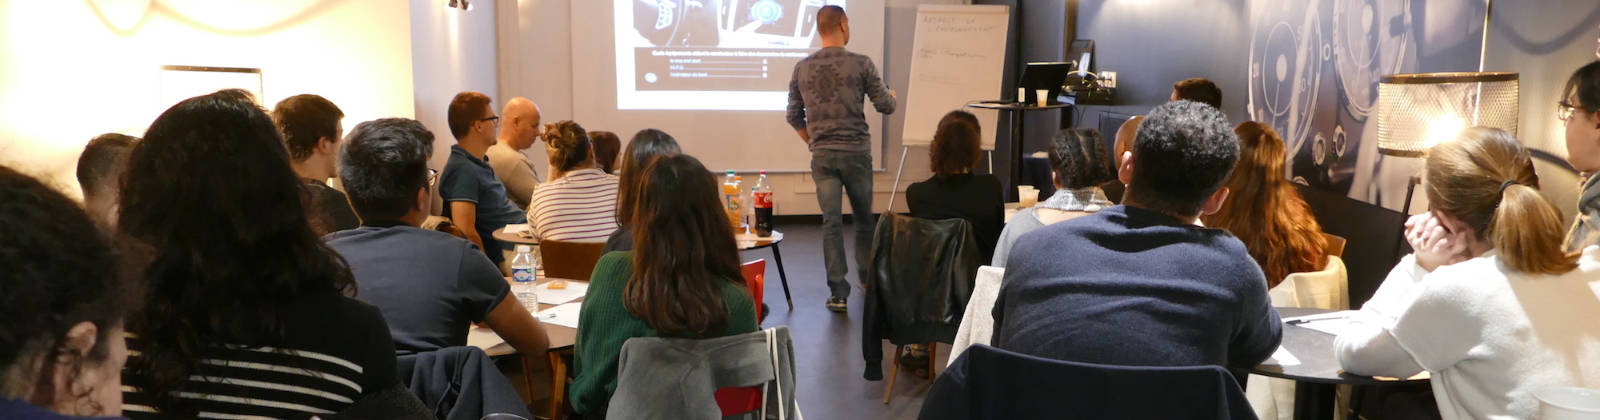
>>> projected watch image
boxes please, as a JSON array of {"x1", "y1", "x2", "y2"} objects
[
  {"x1": 633, "y1": 0, "x2": 835, "y2": 49},
  {"x1": 634, "y1": 0, "x2": 723, "y2": 47}
]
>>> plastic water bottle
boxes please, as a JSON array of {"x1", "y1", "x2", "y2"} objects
[
  {"x1": 510, "y1": 245, "x2": 539, "y2": 316},
  {"x1": 753, "y1": 171, "x2": 774, "y2": 237}
]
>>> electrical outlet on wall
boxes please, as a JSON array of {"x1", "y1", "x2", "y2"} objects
[{"x1": 1100, "y1": 71, "x2": 1117, "y2": 88}]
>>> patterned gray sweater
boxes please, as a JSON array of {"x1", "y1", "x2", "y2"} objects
[{"x1": 787, "y1": 47, "x2": 897, "y2": 152}]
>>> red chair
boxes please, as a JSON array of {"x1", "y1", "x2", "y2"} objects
[
  {"x1": 715, "y1": 260, "x2": 768, "y2": 417},
  {"x1": 740, "y1": 259, "x2": 766, "y2": 320}
]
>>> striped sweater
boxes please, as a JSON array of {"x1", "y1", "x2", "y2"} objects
[
  {"x1": 526, "y1": 168, "x2": 621, "y2": 242},
  {"x1": 122, "y1": 293, "x2": 398, "y2": 419}
]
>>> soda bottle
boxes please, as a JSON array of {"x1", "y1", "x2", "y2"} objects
[
  {"x1": 510, "y1": 245, "x2": 539, "y2": 316},
  {"x1": 723, "y1": 171, "x2": 744, "y2": 231},
  {"x1": 753, "y1": 171, "x2": 774, "y2": 237}
]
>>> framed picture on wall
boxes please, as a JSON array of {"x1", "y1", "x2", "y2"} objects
[{"x1": 158, "y1": 65, "x2": 263, "y2": 108}]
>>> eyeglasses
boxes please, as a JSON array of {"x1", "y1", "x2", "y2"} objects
[
  {"x1": 1559, "y1": 101, "x2": 1579, "y2": 122},
  {"x1": 427, "y1": 168, "x2": 439, "y2": 187},
  {"x1": 480, "y1": 115, "x2": 500, "y2": 126}
]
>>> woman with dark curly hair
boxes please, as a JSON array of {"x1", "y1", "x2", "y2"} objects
[
  {"x1": 117, "y1": 91, "x2": 399, "y2": 419},
  {"x1": 991, "y1": 129, "x2": 1116, "y2": 267},
  {"x1": 0, "y1": 166, "x2": 129, "y2": 419}
]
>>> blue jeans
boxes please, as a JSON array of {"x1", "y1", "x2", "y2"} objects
[{"x1": 811, "y1": 149, "x2": 874, "y2": 299}]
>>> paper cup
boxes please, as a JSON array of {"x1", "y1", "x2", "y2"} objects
[
  {"x1": 1536, "y1": 387, "x2": 1600, "y2": 420},
  {"x1": 1018, "y1": 188, "x2": 1040, "y2": 208},
  {"x1": 1036, "y1": 89, "x2": 1050, "y2": 106}
]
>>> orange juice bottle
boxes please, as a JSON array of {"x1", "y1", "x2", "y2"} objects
[{"x1": 723, "y1": 171, "x2": 744, "y2": 232}]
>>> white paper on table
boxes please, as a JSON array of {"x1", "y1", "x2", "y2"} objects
[
  {"x1": 501, "y1": 223, "x2": 533, "y2": 234},
  {"x1": 1284, "y1": 310, "x2": 1363, "y2": 336},
  {"x1": 1265, "y1": 346, "x2": 1301, "y2": 366},
  {"x1": 538, "y1": 302, "x2": 583, "y2": 329},
  {"x1": 467, "y1": 326, "x2": 505, "y2": 350},
  {"x1": 536, "y1": 281, "x2": 588, "y2": 305}
]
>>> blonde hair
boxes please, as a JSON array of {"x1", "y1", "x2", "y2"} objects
[
  {"x1": 542, "y1": 120, "x2": 592, "y2": 172},
  {"x1": 1426, "y1": 127, "x2": 1578, "y2": 274},
  {"x1": 1202, "y1": 122, "x2": 1327, "y2": 286}
]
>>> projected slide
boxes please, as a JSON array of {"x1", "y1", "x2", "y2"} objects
[{"x1": 616, "y1": 0, "x2": 845, "y2": 111}]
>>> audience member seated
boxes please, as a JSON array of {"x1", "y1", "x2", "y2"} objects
[
  {"x1": 325, "y1": 118, "x2": 550, "y2": 356},
  {"x1": 75, "y1": 133, "x2": 137, "y2": 227},
  {"x1": 1172, "y1": 77, "x2": 1223, "y2": 110},
  {"x1": 1100, "y1": 116, "x2": 1140, "y2": 204},
  {"x1": 991, "y1": 100, "x2": 1281, "y2": 369},
  {"x1": 570, "y1": 154, "x2": 758, "y2": 417},
  {"x1": 1562, "y1": 61, "x2": 1600, "y2": 251},
  {"x1": 0, "y1": 166, "x2": 129, "y2": 419},
  {"x1": 1336, "y1": 127, "x2": 1600, "y2": 420},
  {"x1": 441, "y1": 91, "x2": 526, "y2": 265},
  {"x1": 271, "y1": 94, "x2": 360, "y2": 234},
  {"x1": 992, "y1": 128, "x2": 1114, "y2": 267},
  {"x1": 1201, "y1": 121, "x2": 1328, "y2": 286},
  {"x1": 117, "y1": 91, "x2": 400, "y2": 419},
  {"x1": 602, "y1": 129, "x2": 681, "y2": 253},
  {"x1": 591, "y1": 130, "x2": 621, "y2": 174},
  {"x1": 487, "y1": 97, "x2": 542, "y2": 210},
  {"x1": 907, "y1": 110, "x2": 1004, "y2": 262},
  {"x1": 526, "y1": 120, "x2": 621, "y2": 242}
]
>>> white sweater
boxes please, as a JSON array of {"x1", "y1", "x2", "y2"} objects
[{"x1": 1335, "y1": 247, "x2": 1600, "y2": 420}]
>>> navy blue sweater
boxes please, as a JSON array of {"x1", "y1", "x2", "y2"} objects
[{"x1": 991, "y1": 205, "x2": 1282, "y2": 368}]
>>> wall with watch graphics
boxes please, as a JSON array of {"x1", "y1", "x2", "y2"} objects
[{"x1": 1073, "y1": 0, "x2": 1600, "y2": 216}]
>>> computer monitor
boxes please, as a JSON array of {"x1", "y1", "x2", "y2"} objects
[{"x1": 1019, "y1": 62, "x2": 1071, "y2": 105}]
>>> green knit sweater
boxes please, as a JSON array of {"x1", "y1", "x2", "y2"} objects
[{"x1": 569, "y1": 251, "x2": 759, "y2": 414}]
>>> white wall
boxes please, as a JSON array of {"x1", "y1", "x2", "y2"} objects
[
  {"x1": 0, "y1": 0, "x2": 416, "y2": 197},
  {"x1": 411, "y1": 0, "x2": 501, "y2": 172},
  {"x1": 500, "y1": 0, "x2": 966, "y2": 215}
]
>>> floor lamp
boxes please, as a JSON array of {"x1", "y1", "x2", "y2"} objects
[{"x1": 1374, "y1": 72, "x2": 1519, "y2": 215}]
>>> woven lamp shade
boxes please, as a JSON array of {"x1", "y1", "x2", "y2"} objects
[{"x1": 1376, "y1": 72, "x2": 1519, "y2": 157}]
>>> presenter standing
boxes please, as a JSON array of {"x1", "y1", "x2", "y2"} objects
[{"x1": 787, "y1": 5, "x2": 897, "y2": 313}]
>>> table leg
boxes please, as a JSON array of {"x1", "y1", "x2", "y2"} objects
[
  {"x1": 1009, "y1": 110, "x2": 1025, "y2": 201},
  {"x1": 1293, "y1": 382, "x2": 1336, "y2": 420},
  {"x1": 771, "y1": 243, "x2": 794, "y2": 310}
]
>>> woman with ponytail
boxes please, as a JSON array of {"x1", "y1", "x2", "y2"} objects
[
  {"x1": 525, "y1": 120, "x2": 622, "y2": 242},
  {"x1": 1334, "y1": 127, "x2": 1600, "y2": 419}
]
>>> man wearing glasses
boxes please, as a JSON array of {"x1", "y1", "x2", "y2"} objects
[
  {"x1": 327, "y1": 117, "x2": 550, "y2": 359},
  {"x1": 441, "y1": 91, "x2": 527, "y2": 266}
]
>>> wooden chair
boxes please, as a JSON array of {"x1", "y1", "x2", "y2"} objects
[
  {"x1": 740, "y1": 260, "x2": 767, "y2": 321},
  {"x1": 539, "y1": 239, "x2": 608, "y2": 280},
  {"x1": 1322, "y1": 232, "x2": 1347, "y2": 258}
]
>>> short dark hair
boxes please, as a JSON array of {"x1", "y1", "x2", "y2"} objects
[
  {"x1": 271, "y1": 94, "x2": 345, "y2": 161},
  {"x1": 817, "y1": 5, "x2": 846, "y2": 34},
  {"x1": 591, "y1": 131, "x2": 622, "y2": 174},
  {"x1": 77, "y1": 133, "x2": 138, "y2": 197},
  {"x1": 339, "y1": 118, "x2": 436, "y2": 222},
  {"x1": 1564, "y1": 61, "x2": 1600, "y2": 112},
  {"x1": 1125, "y1": 100, "x2": 1239, "y2": 215},
  {"x1": 930, "y1": 110, "x2": 982, "y2": 178},
  {"x1": 447, "y1": 92, "x2": 493, "y2": 140},
  {"x1": 1049, "y1": 129, "x2": 1113, "y2": 189},
  {"x1": 0, "y1": 165, "x2": 128, "y2": 392},
  {"x1": 1173, "y1": 78, "x2": 1223, "y2": 110}
]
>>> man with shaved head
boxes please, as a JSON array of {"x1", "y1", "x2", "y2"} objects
[
  {"x1": 488, "y1": 96, "x2": 544, "y2": 209},
  {"x1": 787, "y1": 4, "x2": 897, "y2": 313}
]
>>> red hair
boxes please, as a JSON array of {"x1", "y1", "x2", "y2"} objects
[{"x1": 1201, "y1": 122, "x2": 1327, "y2": 286}]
